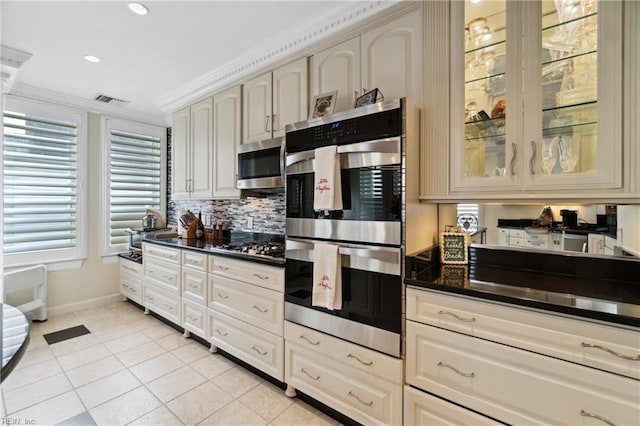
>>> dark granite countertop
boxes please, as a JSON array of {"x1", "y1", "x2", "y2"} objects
[
  {"x1": 406, "y1": 245, "x2": 640, "y2": 328},
  {"x1": 143, "y1": 235, "x2": 285, "y2": 267}
]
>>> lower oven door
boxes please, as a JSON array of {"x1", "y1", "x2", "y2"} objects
[{"x1": 285, "y1": 237, "x2": 402, "y2": 357}]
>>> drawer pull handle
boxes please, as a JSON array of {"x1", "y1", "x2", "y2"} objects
[
  {"x1": 437, "y1": 361, "x2": 475, "y2": 378},
  {"x1": 216, "y1": 292, "x2": 229, "y2": 300},
  {"x1": 217, "y1": 265, "x2": 229, "y2": 271},
  {"x1": 299, "y1": 335, "x2": 320, "y2": 345},
  {"x1": 580, "y1": 410, "x2": 617, "y2": 426},
  {"x1": 163, "y1": 304, "x2": 174, "y2": 311},
  {"x1": 300, "y1": 368, "x2": 319, "y2": 380},
  {"x1": 437, "y1": 310, "x2": 476, "y2": 323},
  {"x1": 251, "y1": 346, "x2": 267, "y2": 356},
  {"x1": 347, "y1": 353, "x2": 373, "y2": 366},
  {"x1": 252, "y1": 305, "x2": 268, "y2": 313},
  {"x1": 166, "y1": 276, "x2": 174, "y2": 281},
  {"x1": 146, "y1": 296, "x2": 155, "y2": 302},
  {"x1": 347, "y1": 391, "x2": 373, "y2": 407},
  {"x1": 187, "y1": 283, "x2": 199, "y2": 289},
  {"x1": 186, "y1": 314, "x2": 198, "y2": 321},
  {"x1": 581, "y1": 342, "x2": 640, "y2": 361},
  {"x1": 253, "y1": 273, "x2": 269, "y2": 280},
  {"x1": 215, "y1": 328, "x2": 228, "y2": 337}
]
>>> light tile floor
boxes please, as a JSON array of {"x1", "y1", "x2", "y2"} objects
[{"x1": 1, "y1": 301, "x2": 342, "y2": 426}]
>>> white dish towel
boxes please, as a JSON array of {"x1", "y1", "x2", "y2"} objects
[
  {"x1": 313, "y1": 145, "x2": 343, "y2": 212},
  {"x1": 312, "y1": 243, "x2": 342, "y2": 310}
]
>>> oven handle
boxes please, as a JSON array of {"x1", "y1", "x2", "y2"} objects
[
  {"x1": 285, "y1": 137, "x2": 401, "y2": 169},
  {"x1": 286, "y1": 237, "x2": 401, "y2": 266}
]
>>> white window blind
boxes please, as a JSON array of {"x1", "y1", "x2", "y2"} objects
[
  {"x1": 109, "y1": 128, "x2": 162, "y2": 246},
  {"x1": 3, "y1": 110, "x2": 79, "y2": 255}
]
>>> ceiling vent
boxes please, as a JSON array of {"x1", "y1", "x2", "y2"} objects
[{"x1": 94, "y1": 93, "x2": 130, "y2": 106}]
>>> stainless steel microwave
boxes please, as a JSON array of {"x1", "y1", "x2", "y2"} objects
[{"x1": 237, "y1": 137, "x2": 284, "y2": 190}]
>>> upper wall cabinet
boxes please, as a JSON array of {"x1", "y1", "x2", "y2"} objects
[
  {"x1": 422, "y1": 0, "x2": 626, "y2": 201},
  {"x1": 172, "y1": 97, "x2": 214, "y2": 200},
  {"x1": 243, "y1": 58, "x2": 308, "y2": 143},
  {"x1": 213, "y1": 85, "x2": 242, "y2": 199},
  {"x1": 311, "y1": 9, "x2": 423, "y2": 113}
]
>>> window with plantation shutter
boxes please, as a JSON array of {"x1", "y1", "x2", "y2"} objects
[
  {"x1": 3, "y1": 98, "x2": 87, "y2": 267},
  {"x1": 103, "y1": 118, "x2": 166, "y2": 255}
]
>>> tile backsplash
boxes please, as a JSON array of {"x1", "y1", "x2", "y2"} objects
[{"x1": 168, "y1": 193, "x2": 285, "y2": 234}]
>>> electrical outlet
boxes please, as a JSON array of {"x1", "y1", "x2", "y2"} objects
[{"x1": 247, "y1": 217, "x2": 253, "y2": 229}]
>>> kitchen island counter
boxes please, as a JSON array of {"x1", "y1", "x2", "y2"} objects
[{"x1": 406, "y1": 245, "x2": 640, "y2": 328}]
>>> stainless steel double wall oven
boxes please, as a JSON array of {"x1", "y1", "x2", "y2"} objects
[{"x1": 284, "y1": 99, "x2": 417, "y2": 358}]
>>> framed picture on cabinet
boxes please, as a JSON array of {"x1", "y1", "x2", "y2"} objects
[
  {"x1": 310, "y1": 91, "x2": 338, "y2": 118},
  {"x1": 354, "y1": 88, "x2": 383, "y2": 108},
  {"x1": 439, "y1": 226, "x2": 470, "y2": 265}
]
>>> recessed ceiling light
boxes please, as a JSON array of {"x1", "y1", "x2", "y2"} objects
[
  {"x1": 128, "y1": 2, "x2": 149, "y2": 15},
  {"x1": 84, "y1": 55, "x2": 101, "y2": 63}
]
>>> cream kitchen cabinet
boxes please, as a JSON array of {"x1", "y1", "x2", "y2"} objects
[
  {"x1": 119, "y1": 258, "x2": 142, "y2": 305},
  {"x1": 284, "y1": 321, "x2": 403, "y2": 426},
  {"x1": 310, "y1": 8, "x2": 422, "y2": 114},
  {"x1": 242, "y1": 57, "x2": 307, "y2": 143},
  {"x1": 588, "y1": 233, "x2": 605, "y2": 254},
  {"x1": 142, "y1": 243, "x2": 181, "y2": 324},
  {"x1": 207, "y1": 255, "x2": 285, "y2": 381},
  {"x1": 171, "y1": 97, "x2": 215, "y2": 200},
  {"x1": 422, "y1": 1, "x2": 628, "y2": 201},
  {"x1": 405, "y1": 287, "x2": 640, "y2": 425},
  {"x1": 181, "y1": 250, "x2": 208, "y2": 338},
  {"x1": 212, "y1": 85, "x2": 241, "y2": 198}
]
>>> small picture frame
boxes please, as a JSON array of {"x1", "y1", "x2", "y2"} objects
[
  {"x1": 354, "y1": 88, "x2": 383, "y2": 108},
  {"x1": 310, "y1": 91, "x2": 338, "y2": 119},
  {"x1": 439, "y1": 226, "x2": 470, "y2": 265}
]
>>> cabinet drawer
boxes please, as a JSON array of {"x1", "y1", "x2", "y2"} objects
[
  {"x1": 284, "y1": 321, "x2": 402, "y2": 383},
  {"x1": 120, "y1": 259, "x2": 142, "y2": 278},
  {"x1": 285, "y1": 340, "x2": 402, "y2": 426},
  {"x1": 404, "y1": 385, "x2": 501, "y2": 426},
  {"x1": 208, "y1": 309, "x2": 283, "y2": 381},
  {"x1": 143, "y1": 243, "x2": 180, "y2": 264},
  {"x1": 182, "y1": 268, "x2": 207, "y2": 305},
  {"x1": 524, "y1": 239, "x2": 549, "y2": 249},
  {"x1": 182, "y1": 299, "x2": 207, "y2": 338},
  {"x1": 509, "y1": 229, "x2": 526, "y2": 239},
  {"x1": 406, "y1": 321, "x2": 640, "y2": 425},
  {"x1": 508, "y1": 237, "x2": 525, "y2": 247},
  {"x1": 209, "y1": 256, "x2": 284, "y2": 292},
  {"x1": 144, "y1": 284, "x2": 180, "y2": 324},
  {"x1": 182, "y1": 250, "x2": 208, "y2": 272},
  {"x1": 144, "y1": 258, "x2": 181, "y2": 294},
  {"x1": 497, "y1": 228, "x2": 509, "y2": 236},
  {"x1": 407, "y1": 288, "x2": 640, "y2": 379},
  {"x1": 210, "y1": 276, "x2": 283, "y2": 336},
  {"x1": 120, "y1": 279, "x2": 142, "y2": 304}
]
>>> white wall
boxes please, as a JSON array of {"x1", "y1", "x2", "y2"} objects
[{"x1": 45, "y1": 113, "x2": 119, "y2": 314}]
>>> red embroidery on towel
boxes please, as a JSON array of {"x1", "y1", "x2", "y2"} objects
[
  {"x1": 316, "y1": 177, "x2": 331, "y2": 193},
  {"x1": 317, "y1": 274, "x2": 332, "y2": 290}
]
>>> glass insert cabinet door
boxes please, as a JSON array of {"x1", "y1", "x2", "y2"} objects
[
  {"x1": 451, "y1": 0, "x2": 521, "y2": 191},
  {"x1": 450, "y1": 0, "x2": 623, "y2": 193}
]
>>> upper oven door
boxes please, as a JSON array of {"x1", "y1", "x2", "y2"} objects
[
  {"x1": 285, "y1": 137, "x2": 402, "y2": 244},
  {"x1": 237, "y1": 137, "x2": 284, "y2": 189}
]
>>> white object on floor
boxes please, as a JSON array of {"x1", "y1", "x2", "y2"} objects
[
  {"x1": 312, "y1": 243, "x2": 342, "y2": 310},
  {"x1": 313, "y1": 145, "x2": 342, "y2": 212},
  {"x1": 3, "y1": 264, "x2": 47, "y2": 321}
]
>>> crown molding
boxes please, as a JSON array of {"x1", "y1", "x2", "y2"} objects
[
  {"x1": 156, "y1": 0, "x2": 413, "y2": 114},
  {"x1": 9, "y1": 83, "x2": 170, "y2": 127},
  {"x1": 1, "y1": 45, "x2": 33, "y2": 94}
]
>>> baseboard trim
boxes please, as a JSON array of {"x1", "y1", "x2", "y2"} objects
[{"x1": 47, "y1": 293, "x2": 123, "y2": 317}]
